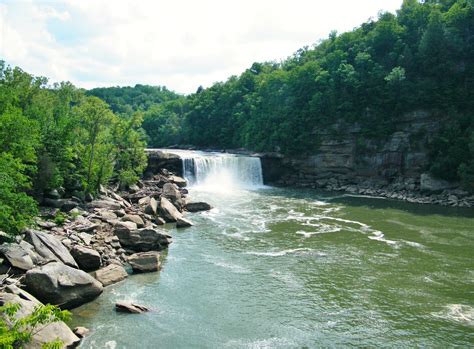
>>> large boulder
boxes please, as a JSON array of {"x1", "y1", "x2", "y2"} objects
[
  {"x1": 144, "y1": 197, "x2": 158, "y2": 215},
  {"x1": 24, "y1": 262, "x2": 103, "y2": 309},
  {"x1": 122, "y1": 214, "x2": 145, "y2": 228},
  {"x1": 420, "y1": 173, "x2": 457, "y2": 192},
  {"x1": 94, "y1": 264, "x2": 128, "y2": 286},
  {"x1": 0, "y1": 241, "x2": 40, "y2": 271},
  {"x1": 113, "y1": 221, "x2": 138, "y2": 236},
  {"x1": 162, "y1": 183, "x2": 183, "y2": 210},
  {"x1": 0, "y1": 290, "x2": 80, "y2": 348},
  {"x1": 185, "y1": 202, "x2": 213, "y2": 212},
  {"x1": 159, "y1": 197, "x2": 182, "y2": 222},
  {"x1": 128, "y1": 252, "x2": 161, "y2": 273},
  {"x1": 115, "y1": 301, "x2": 149, "y2": 313},
  {"x1": 24, "y1": 230, "x2": 78, "y2": 268},
  {"x1": 176, "y1": 217, "x2": 193, "y2": 228},
  {"x1": 87, "y1": 199, "x2": 121, "y2": 210},
  {"x1": 170, "y1": 175, "x2": 187, "y2": 188},
  {"x1": 71, "y1": 245, "x2": 101, "y2": 271},
  {"x1": 115, "y1": 228, "x2": 171, "y2": 252}
]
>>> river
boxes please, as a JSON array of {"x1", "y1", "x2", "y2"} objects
[{"x1": 72, "y1": 151, "x2": 474, "y2": 348}]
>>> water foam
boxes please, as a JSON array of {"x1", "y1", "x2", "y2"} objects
[{"x1": 432, "y1": 304, "x2": 474, "y2": 326}]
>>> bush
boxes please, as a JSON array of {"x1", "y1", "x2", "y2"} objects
[{"x1": 0, "y1": 302, "x2": 71, "y2": 349}]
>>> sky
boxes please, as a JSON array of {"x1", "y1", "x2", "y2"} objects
[{"x1": 0, "y1": 0, "x2": 403, "y2": 94}]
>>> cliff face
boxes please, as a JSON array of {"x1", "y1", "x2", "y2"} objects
[
  {"x1": 264, "y1": 111, "x2": 474, "y2": 206},
  {"x1": 268, "y1": 111, "x2": 468, "y2": 192},
  {"x1": 276, "y1": 111, "x2": 440, "y2": 190}
]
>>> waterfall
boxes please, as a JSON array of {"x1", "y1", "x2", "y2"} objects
[{"x1": 161, "y1": 150, "x2": 264, "y2": 190}]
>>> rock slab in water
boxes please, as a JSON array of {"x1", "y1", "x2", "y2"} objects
[
  {"x1": 115, "y1": 227, "x2": 171, "y2": 252},
  {"x1": 185, "y1": 202, "x2": 213, "y2": 212},
  {"x1": 94, "y1": 264, "x2": 128, "y2": 286},
  {"x1": 115, "y1": 301, "x2": 150, "y2": 313},
  {"x1": 159, "y1": 197, "x2": 182, "y2": 222},
  {"x1": 71, "y1": 245, "x2": 101, "y2": 271},
  {"x1": 73, "y1": 326, "x2": 90, "y2": 338},
  {"x1": 128, "y1": 251, "x2": 161, "y2": 272},
  {"x1": 0, "y1": 291, "x2": 80, "y2": 347},
  {"x1": 176, "y1": 217, "x2": 194, "y2": 228},
  {"x1": 24, "y1": 262, "x2": 103, "y2": 309},
  {"x1": 24, "y1": 229, "x2": 78, "y2": 268}
]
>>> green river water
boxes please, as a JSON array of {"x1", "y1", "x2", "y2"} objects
[{"x1": 72, "y1": 186, "x2": 474, "y2": 348}]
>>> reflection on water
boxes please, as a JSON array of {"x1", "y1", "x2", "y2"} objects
[{"x1": 72, "y1": 186, "x2": 474, "y2": 348}]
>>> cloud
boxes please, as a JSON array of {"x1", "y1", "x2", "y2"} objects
[{"x1": 0, "y1": 0, "x2": 403, "y2": 94}]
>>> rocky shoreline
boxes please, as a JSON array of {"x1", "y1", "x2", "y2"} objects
[
  {"x1": 146, "y1": 148, "x2": 474, "y2": 208},
  {"x1": 0, "y1": 168, "x2": 211, "y2": 347},
  {"x1": 276, "y1": 173, "x2": 474, "y2": 208}
]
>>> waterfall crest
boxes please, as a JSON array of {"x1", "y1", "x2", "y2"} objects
[{"x1": 161, "y1": 150, "x2": 264, "y2": 190}]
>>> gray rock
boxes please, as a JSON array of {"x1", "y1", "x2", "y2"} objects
[
  {"x1": 115, "y1": 228, "x2": 171, "y2": 252},
  {"x1": 115, "y1": 301, "x2": 149, "y2": 313},
  {"x1": 162, "y1": 183, "x2": 183, "y2": 210},
  {"x1": 73, "y1": 326, "x2": 90, "y2": 338},
  {"x1": 24, "y1": 262, "x2": 103, "y2": 309},
  {"x1": 128, "y1": 184, "x2": 140, "y2": 193},
  {"x1": 159, "y1": 197, "x2": 182, "y2": 222},
  {"x1": 0, "y1": 291, "x2": 80, "y2": 347},
  {"x1": 0, "y1": 241, "x2": 38, "y2": 271},
  {"x1": 71, "y1": 245, "x2": 101, "y2": 271},
  {"x1": 128, "y1": 251, "x2": 161, "y2": 272},
  {"x1": 155, "y1": 216, "x2": 166, "y2": 225},
  {"x1": 420, "y1": 173, "x2": 457, "y2": 192},
  {"x1": 78, "y1": 232, "x2": 93, "y2": 245},
  {"x1": 170, "y1": 175, "x2": 187, "y2": 188},
  {"x1": 87, "y1": 199, "x2": 122, "y2": 210},
  {"x1": 45, "y1": 189, "x2": 61, "y2": 199},
  {"x1": 138, "y1": 196, "x2": 151, "y2": 206},
  {"x1": 144, "y1": 197, "x2": 158, "y2": 215},
  {"x1": 114, "y1": 209, "x2": 126, "y2": 217},
  {"x1": 113, "y1": 221, "x2": 138, "y2": 237},
  {"x1": 185, "y1": 202, "x2": 213, "y2": 212},
  {"x1": 176, "y1": 217, "x2": 193, "y2": 228},
  {"x1": 122, "y1": 214, "x2": 145, "y2": 228},
  {"x1": 24, "y1": 229, "x2": 78, "y2": 268},
  {"x1": 98, "y1": 210, "x2": 118, "y2": 221},
  {"x1": 94, "y1": 264, "x2": 128, "y2": 286}
]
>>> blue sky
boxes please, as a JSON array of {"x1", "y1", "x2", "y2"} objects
[{"x1": 0, "y1": 0, "x2": 403, "y2": 94}]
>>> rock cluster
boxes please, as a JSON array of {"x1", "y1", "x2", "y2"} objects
[
  {"x1": 0, "y1": 168, "x2": 212, "y2": 346},
  {"x1": 279, "y1": 173, "x2": 474, "y2": 208}
]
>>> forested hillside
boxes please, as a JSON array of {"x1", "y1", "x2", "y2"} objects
[
  {"x1": 138, "y1": 0, "x2": 473, "y2": 187},
  {"x1": 1, "y1": 0, "x2": 473, "y2": 238},
  {"x1": 0, "y1": 63, "x2": 147, "y2": 237}
]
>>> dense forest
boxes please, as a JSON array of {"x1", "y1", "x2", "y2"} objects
[
  {"x1": 0, "y1": 63, "x2": 147, "y2": 237},
  {"x1": 1, "y1": 0, "x2": 473, "y2": 237},
  {"x1": 93, "y1": 0, "x2": 471, "y2": 186}
]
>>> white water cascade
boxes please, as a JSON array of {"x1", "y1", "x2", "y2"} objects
[{"x1": 161, "y1": 149, "x2": 264, "y2": 191}]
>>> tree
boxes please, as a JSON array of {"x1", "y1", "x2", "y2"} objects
[{"x1": 73, "y1": 97, "x2": 116, "y2": 193}]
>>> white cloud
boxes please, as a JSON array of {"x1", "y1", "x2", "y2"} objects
[{"x1": 0, "y1": 0, "x2": 403, "y2": 94}]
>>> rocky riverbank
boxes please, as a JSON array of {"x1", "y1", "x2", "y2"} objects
[
  {"x1": 0, "y1": 168, "x2": 211, "y2": 347},
  {"x1": 275, "y1": 172, "x2": 474, "y2": 208}
]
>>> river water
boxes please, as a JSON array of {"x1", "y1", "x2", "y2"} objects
[{"x1": 72, "y1": 152, "x2": 474, "y2": 348}]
